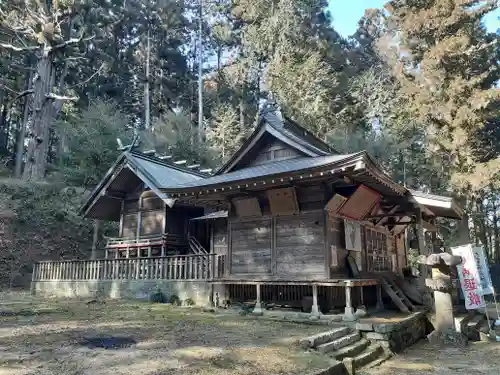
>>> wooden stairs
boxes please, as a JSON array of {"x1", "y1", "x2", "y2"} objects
[
  {"x1": 188, "y1": 236, "x2": 209, "y2": 255},
  {"x1": 377, "y1": 275, "x2": 415, "y2": 313}
]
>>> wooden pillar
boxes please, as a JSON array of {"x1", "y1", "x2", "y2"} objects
[
  {"x1": 343, "y1": 281, "x2": 356, "y2": 321},
  {"x1": 376, "y1": 283, "x2": 384, "y2": 310},
  {"x1": 252, "y1": 283, "x2": 263, "y2": 315},
  {"x1": 311, "y1": 284, "x2": 320, "y2": 318},
  {"x1": 415, "y1": 205, "x2": 428, "y2": 278},
  {"x1": 91, "y1": 220, "x2": 100, "y2": 260}
]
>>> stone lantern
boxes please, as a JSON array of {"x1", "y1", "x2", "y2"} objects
[{"x1": 418, "y1": 252, "x2": 468, "y2": 347}]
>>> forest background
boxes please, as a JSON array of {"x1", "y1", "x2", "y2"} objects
[{"x1": 0, "y1": 0, "x2": 499, "y2": 287}]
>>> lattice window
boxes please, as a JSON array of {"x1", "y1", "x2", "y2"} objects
[{"x1": 365, "y1": 227, "x2": 391, "y2": 272}]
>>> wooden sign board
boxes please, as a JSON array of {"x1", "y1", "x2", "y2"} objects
[
  {"x1": 338, "y1": 185, "x2": 381, "y2": 221},
  {"x1": 344, "y1": 219, "x2": 362, "y2": 252},
  {"x1": 325, "y1": 194, "x2": 347, "y2": 213},
  {"x1": 232, "y1": 197, "x2": 262, "y2": 217},
  {"x1": 267, "y1": 187, "x2": 299, "y2": 216}
]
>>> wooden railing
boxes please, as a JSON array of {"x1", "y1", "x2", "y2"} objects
[
  {"x1": 32, "y1": 254, "x2": 226, "y2": 281},
  {"x1": 105, "y1": 234, "x2": 165, "y2": 249}
]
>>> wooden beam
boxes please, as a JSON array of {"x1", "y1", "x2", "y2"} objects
[
  {"x1": 375, "y1": 204, "x2": 400, "y2": 226},
  {"x1": 366, "y1": 212, "x2": 411, "y2": 219},
  {"x1": 422, "y1": 220, "x2": 437, "y2": 232}
]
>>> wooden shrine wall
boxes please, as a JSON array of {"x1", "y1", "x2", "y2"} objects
[
  {"x1": 120, "y1": 195, "x2": 165, "y2": 238},
  {"x1": 275, "y1": 211, "x2": 325, "y2": 278},
  {"x1": 230, "y1": 218, "x2": 272, "y2": 275},
  {"x1": 228, "y1": 211, "x2": 326, "y2": 279}
]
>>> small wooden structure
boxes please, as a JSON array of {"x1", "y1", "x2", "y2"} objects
[{"x1": 32, "y1": 102, "x2": 464, "y2": 318}]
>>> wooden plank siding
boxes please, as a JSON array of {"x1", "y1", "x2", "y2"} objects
[
  {"x1": 230, "y1": 218, "x2": 272, "y2": 275},
  {"x1": 246, "y1": 139, "x2": 302, "y2": 168},
  {"x1": 275, "y1": 212, "x2": 325, "y2": 278}
]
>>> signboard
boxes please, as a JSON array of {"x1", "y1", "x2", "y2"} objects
[
  {"x1": 330, "y1": 245, "x2": 338, "y2": 267},
  {"x1": 451, "y1": 244, "x2": 486, "y2": 310},
  {"x1": 472, "y1": 246, "x2": 494, "y2": 296},
  {"x1": 344, "y1": 219, "x2": 362, "y2": 252}
]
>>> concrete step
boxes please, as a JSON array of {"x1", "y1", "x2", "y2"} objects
[
  {"x1": 353, "y1": 344, "x2": 384, "y2": 369},
  {"x1": 299, "y1": 327, "x2": 352, "y2": 349},
  {"x1": 330, "y1": 338, "x2": 370, "y2": 360},
  {"x1": 478, "y1": 320, "x2": 493, "y2": 342},
  {"x1": 454, "y1": 314, "x2": 474, "y2": 334},
  {"x1": 317, "y1": 331, "x2": 361, "y2": 354},
  {"x1": 467, "y1": 314, "x2": 485, "y2": 341}
]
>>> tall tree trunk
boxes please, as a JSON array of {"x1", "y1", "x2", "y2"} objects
[
  {"x1": 456, "y1": 195, "x2": 471, "y2": 246},
  {"x1": 15, "y1": 68, "x2": 34, "y2": 178},
  {"x1": 22, "y1": 54, "x2": 56, "y2": 181},
  {"x1": 0, "y1": 98, "x2": 8, "y2": 156},
  {"x1": 91, "y1": 220, "x2": 100, "y2": 260},
  {"x1": 239, "y1": 97, "x2": 245, "y2": 130},
  {"x1": 492, "y1": 197, "x2": 500, "y2": 263},
  {"x1": 476, "y1": 198, "x2": 489, "y2": 257}
]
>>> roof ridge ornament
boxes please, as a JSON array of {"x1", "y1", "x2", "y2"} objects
[{"x1": 259, "y1": 94, "x2": 283, "y2": 123}]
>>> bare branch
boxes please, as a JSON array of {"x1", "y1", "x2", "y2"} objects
[
  {"x1": 465, "y1": 39, "x2": 498, "y2": 56},
  {"x1": 49, "y1": 34, "x2": 95, "y2": 52},
  {"x1": 63, "y1": 56, "x2": 88, "y2": 61},
  {"x1": 8, "y1": 89, "x2": 34, "y2": 107},
  {"x1": 45, "y1": 93, "x2": 78, "y2": 101},
  {"x1": 0, "y1": 41, "x2": 39, "y2": 52},
  {"x1": 67, "y1": 63, "x2": 105, "y2": 89},
  {"x1": 24, "y1": 2, "x2": 46, "y2": 25},
  {"x1": 0, "y1": 84, "x2": 19, "y2": 94}
]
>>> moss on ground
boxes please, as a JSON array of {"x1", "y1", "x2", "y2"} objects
[{"x1": 0, "y1": 179, "x2": 116, "y2": 288}]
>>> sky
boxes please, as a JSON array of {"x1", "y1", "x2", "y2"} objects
[{"x1": 327, "y1": 0, "x2": 500, "y2": 37}]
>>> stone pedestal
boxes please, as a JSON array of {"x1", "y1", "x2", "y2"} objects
[
  {"x1": 418, "y1": 253, "x2": 467, "y2": 347},
  {"x1": 343, "y1": 282, "x2": 357, "y2": 322},
  {"x1": 252, "y1": 283, "x2": 263, "y2": 315},
  {"x1": 310, "y1": 284, "x2": 320, "y2": 319}
]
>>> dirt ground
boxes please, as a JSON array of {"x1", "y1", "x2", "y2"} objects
[
  {"x1": 3, "y1": 293, "x2": 500, "y2": 375},
  {"x1": 361, "y1": 340, "x2": 500, "y2": 375},
  {"x1": 0, "y1": 294, "x2": 334, "y2": 375}
]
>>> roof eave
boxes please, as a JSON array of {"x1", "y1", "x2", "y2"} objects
[
  {"x1": 163, "y1": 152, "x2": 407, "y2": 196},
  {"x1": 409, "y1": 191, "x2": 464, "y2": 219},
  {"x1": 359, "y1": 153, "x2": 407, "y2": 196},
  {"x1": 78, "y1": 152, "x2": 128, "y2": 217}
]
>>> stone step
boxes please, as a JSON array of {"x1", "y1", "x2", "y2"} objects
[
  {"x1": 317, "y1": 331, "x2": 361, "y2": 354},
  {"x1": 330, "y1": 338, "x2": 370, "y2": 360},
  {"x1": 353, "y1": 344, "x2": 384, "y2": 369},
  {"x1": 362, "y1": 352, "x2": 392, "y2": 370},
  {"x1": 467, "y1": 314, "x2": 485, "y2": 341},
  {"x1": 299, "y1": 327, "x2": 352, "y2": 349}
]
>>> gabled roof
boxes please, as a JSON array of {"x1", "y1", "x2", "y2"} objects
[
  {"x1": 215, "y1": 104, "x2": 335, "y2": 175},
  {"x1": 176, "y1": 153, "x2": 359, "y2": 189},
  {"x1": 79, "y1": 150, "x2": 205, "y2": 220},
  {"x1": 163, "y1": 151, "x2": 408, "y2": 197}
]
